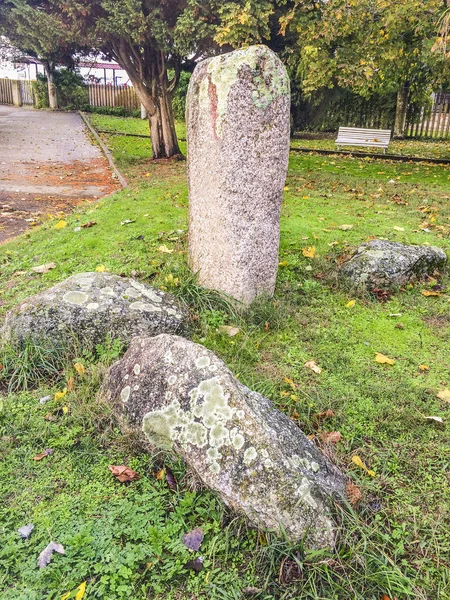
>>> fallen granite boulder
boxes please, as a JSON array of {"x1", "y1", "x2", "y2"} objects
[
  {"x1": 340, "y1": 239, "x2": 447, "y2": 288},
  {"x1": 2, "y1": 272, "x2": 188, "y2": 352},
  {"x1": 101, "y1": 334, "x2": 346, "y2": 548}
]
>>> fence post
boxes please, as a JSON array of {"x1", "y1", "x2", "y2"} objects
[{"x1": 11, "y1": 80, "x2": 23, "y2": 107}]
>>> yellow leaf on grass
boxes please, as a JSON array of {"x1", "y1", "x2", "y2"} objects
[
  {"x1": 422, "y1": 290, "x2": 440, "y2": 297},
  {"x1": 375, "y1": 353, "x2": 395, "y2": 365},
  {"x1": 54, "y1": 220, "x2": 67, "y2": 229},
  {"x1": 346, "y1": 300, "x2": 356, "y2": 308},
  {"x1": 302, "y1": 246, "x2": 316, "y2": 258},
  {"x1": 54, "y1": 388, "x2": 67, "y2": 401},
  {"x1": 278, "y1": 260, "x2": 288, "y2": 267},
  {"x1": 61, "y1": 592, "x2": 71, "y2": 600},
  {"x1": 393, "y1": 226, "x2": 405, "y2": 231},
  {"x1": 74, "y1": 362, "x2": 86, "y2": 375},
  {"x1": 75, "y1": 581, "x2": 87, "y2": 600},
  {"x1": 158, "y1": 245, "x2": 174, "y2": 254},
  {"x1": 437, "y1": 389, "x2": 450, "y2": 401},
  {"x1": 95, "y1": 265, "x2": 106, "y2": 272},
  {"x1": 304, "y1": 360, "x2": 322, "y2": 374},
  {"x1": 284, "y1": 377, "x2": 297, "y2": 391},
  {"x1": 352, "y1": 455, "x2": 376, "y2": 477},
  {"x1": 419, "y1": 364, "x2": 430, "y2": 371}
]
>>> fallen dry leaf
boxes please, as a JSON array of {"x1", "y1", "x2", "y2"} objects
[
  {"x1": 424, "y1": 416, "x2": 444, "y2": 423},
  {"x1": 108, "y1": 465, "x2": 140, "y2": 483},
  {"x1": 182, "y1": 527, "x2": 204, "y2": 552},
  {"x1": 75, "y1": 581, "x2": 87, "y2": 600},
  {"x1": 302, "y1": 246, "x2": 316, "y2": 258},
  {"x1": 421, "y1": 290, "x2": 441, "y2": 297},
  {"x1": 351, "y1": 455, "x2": 376, "y2": 477},
  {"x1": 165, "y1": 466, "x2": 178, "y2": 491},
  {"x1": 338, "y1": 224, "x2": 353, "y2": 231},
  {"x1": 81, "y1": 221, "x2": 97, "y2": 228},
  {"x1": 437, "y1": 389, "x2": 450, "y2": 401},
  {"x1": 184, "y1": 557, "x2": 203, "y2": 572},
  {"x1": 54, "y1": 220, "x2": 67, "y2": 229},
  {"x1": 304, "y1": 360, "x2": 322, "y2": 374},
  {"x1": 18, "y1": 524, "x2": 34, "y2": 539},
  {"x1": 37, "y1": 541, "x2": 65, "y2": 568},
  {"x1": 158, "y1": 244, "x2": 174, "y2": 254},
  {"x1": 218, "y1": 325, "x2": 240, "y2": 337},
  {"x1": 67, "y1": 376, "x2": 74, "y2": 392},
  {"x1": 316, "y1": 409, "x2": 335, "y2": 420},
  {"x1": 346, "y1": 481, "x2": 362, "y2": 505},
  {"x1": 419, "y1": 364, "x2": 430, "y2": 372},
  {"x1": 54, "y1": 388, "x2": 67, "y2": 401},
  {"x1": 346, "y1": 300, "x2": 356, "y2": 308},
  {"x1": 320, "y1": 431, "x2": 342, "y2": 444},
  {"x1": 74, "y1": 362, "x2": 86, "y2": 375},
  {"x1": 95, "y1": 264, "x2": 106, "y2": 272},
  {"x1": 375, "y1": 353, "x2": 396, "y2": 366},
  {"x1": 393, "y1": 226, "x2": 405, "y2": 232},
  {"x1": 33, "y1": 448, "x2": 53, "y2": 461},
  {"x1": 31, "y1": 262, "x2": 56, "y2": 274}
]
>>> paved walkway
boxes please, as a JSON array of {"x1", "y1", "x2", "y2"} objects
[{"x1": 0, "y1": 106, "x2": 119, "y2": 242}]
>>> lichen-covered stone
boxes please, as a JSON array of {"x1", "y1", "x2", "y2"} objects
[
  {"x1": 340, "y1": 239, "x2": 447, "y2": 288},
  {"x1": 101, "y1": 334, "x2": 346, "y2": 548},
  {"x1": 1, "y1": 273, "x2": 188, "y2": 351},
  {"x1": 187, "y1": 45, "x2": 291, "y2": 305}
]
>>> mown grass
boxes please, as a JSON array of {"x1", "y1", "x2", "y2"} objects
[
  {"x1": 291, "y1": 133, "x2": 450, "y2": 159},
  {"x1": 1, "y1": 115, "x2": 450, "y2": 599}
]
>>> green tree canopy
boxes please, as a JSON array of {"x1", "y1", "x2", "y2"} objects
[
  {"x1": 283, "y1": 0, "x2": 450, "y2": 135},
  {"x1": 0, "y1": 0, "x2": 81, "y2": 108},
  {"x1": 48, "y1": 0, "x2": 282, "y2": 158}
]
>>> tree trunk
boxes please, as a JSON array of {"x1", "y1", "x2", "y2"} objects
[
  {"x1": 112, "y1": 42, "x2": 182, "y2": 159},
  {"x1": 148, "y1": 83, "x2": 181, "y2": 159},
  {"x1": 43, "y1": 62, "x2": 58, "y2": 110},
  {"x1": 394, "y1": 82, "x2": 409, "y2": 138}
]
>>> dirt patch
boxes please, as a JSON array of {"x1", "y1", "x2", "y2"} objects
[{"x1": 0, "y1": 159, "x2": 120, "y2": 243}]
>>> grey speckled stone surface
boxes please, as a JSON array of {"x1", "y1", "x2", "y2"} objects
[
  {"x1": 187, "y1": 45, "x2": 291, "y2": 305},
  {"x1": 101, "y1": 334, "x2": 346, "y2": 548},
  {"x1": 2, "y1": 272, "x2": 188, "y2": 351},
  {"x1": 340, "y1": 239, "x2": 447, "y2": 288}
]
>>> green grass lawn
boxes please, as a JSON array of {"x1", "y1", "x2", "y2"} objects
[
  {"x1": 1, "y1": 115, "x2": 450, "y2": 600},
  {"x1": 291, "y1": 133, "x2": 450, "y2": 159}
]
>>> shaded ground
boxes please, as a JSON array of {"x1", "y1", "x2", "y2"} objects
[{"x1": 0, "y1": 106, "x2": 120, "y2": 242}]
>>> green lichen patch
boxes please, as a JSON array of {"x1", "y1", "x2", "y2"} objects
[{"x1": 198, "y1": 45, "x2": 290, "y2": 137}]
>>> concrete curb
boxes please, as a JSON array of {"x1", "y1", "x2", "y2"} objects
[{"x1": 78, "y1": 111, "x2": 128, "y2": 188}]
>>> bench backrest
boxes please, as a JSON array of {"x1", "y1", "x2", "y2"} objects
[{"x1": 336, "y1": 127, "x2": 391, "y2": 143}]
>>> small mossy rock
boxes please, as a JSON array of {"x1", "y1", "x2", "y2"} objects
[
  {"x1": 101, "y1": 334, "x2": 346, "y2": 548},
  {"x1": 2, "y1": 273, "x2": 188, "y2": 352},
  {"x1": 340, "y1": 240, "x2": 447, "y2": 288}
]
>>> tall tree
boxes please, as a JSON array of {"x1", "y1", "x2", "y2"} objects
[
  {"x1": 282, "y1": 0, "x2": 450, "y2": 137},
  {"x1": 0, "y1": 0, "x2": 78, "y2": 108},
  {"x1": 50, "y1": 0, "x2": 278, "y2": 159}
]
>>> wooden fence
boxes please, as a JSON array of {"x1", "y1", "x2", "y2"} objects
[
  {"x1": 88, "y1": 84, "x2": 140, "y2": 112},
  {"x1": 0, "y1": 78, "x2": 33, "y2": 106},
  {"x1": 405, "y1": 93, "x2": 450, "y2": 138},
  {"x1": 0, "y1": 79, "x2": 14, "y2": 105},
  {"x1": 19, "y1": 80, "x2": 34, "y2": 105}
]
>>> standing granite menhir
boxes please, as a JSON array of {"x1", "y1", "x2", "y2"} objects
[{"x1": 187, "y1": 45, "x2": 291, "y2": 305}]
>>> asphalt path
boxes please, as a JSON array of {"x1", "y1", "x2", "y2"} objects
[{"x1": 0, "y1": 105, "x2": 119, "y2": 242}]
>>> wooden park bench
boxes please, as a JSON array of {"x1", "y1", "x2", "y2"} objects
[{"x1": 335, "y1": 127, "x2": 391, "y2": 154}]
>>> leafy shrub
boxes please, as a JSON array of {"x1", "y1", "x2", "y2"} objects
[
  {"x1": 172, "y1": 70, "x2": 191, "y2": 121},
  {"x1": 31, "y1": 69, "x2": 88, "y2": 109},
  {"x1": 31, "y1": 73, "x2": 49, "y2": 108}
]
